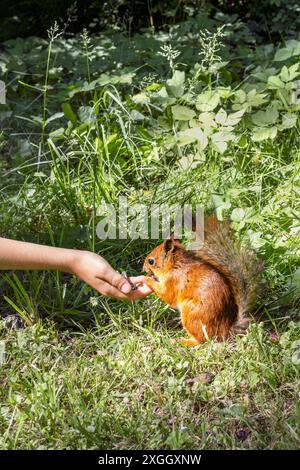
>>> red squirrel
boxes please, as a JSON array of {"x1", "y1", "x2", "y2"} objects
[{"x1": 143, "y1": 215, "x2": 263, "y2": 346}]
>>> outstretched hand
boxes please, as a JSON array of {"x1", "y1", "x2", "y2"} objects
[{"x1": 70, "y1": 251, "x2": 153, "y2": 301}]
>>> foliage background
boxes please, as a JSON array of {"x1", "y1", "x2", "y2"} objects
[{"x1": 1, "y1": 0, "x2": 300, "y2": 41}]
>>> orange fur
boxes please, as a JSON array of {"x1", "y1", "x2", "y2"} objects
[{"x1": 143, "y1": 218, "x2": 262, "y2": 346}]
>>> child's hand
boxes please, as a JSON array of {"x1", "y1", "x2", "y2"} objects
[
  {"x1": 0, "y1": 238, "x2": 152, "y2": 301},
  {"x1": 70, "y1": 251, "x2": 153, "y2": 301}
]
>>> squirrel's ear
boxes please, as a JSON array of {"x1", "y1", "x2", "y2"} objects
[{"x1": 163, "y1": 233, "x2": 182, "y2": 254}]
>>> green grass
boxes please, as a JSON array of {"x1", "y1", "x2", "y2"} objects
[
  {"x1": 0, "y1": 315, "x2": 299, "y2": 449},
  {"x1": 0, "y1": 14, "x2": 300, "y2": 449}
]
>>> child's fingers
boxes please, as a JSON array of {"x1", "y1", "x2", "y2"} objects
[
  {"x1": 126, "y1": 282, "x2": 153, "y2": 299},
  {"x1": 91, "y1": 277, "x2": 152, "y2": 300},
  {"x1": 97, "y1": 264, "x2": 132, "y2": 294},
  {"x1": 92, "y1": 278, "x2": 130, "y2": 300}
]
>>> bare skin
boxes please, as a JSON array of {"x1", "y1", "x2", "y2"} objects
[{"x1": 0, "y1": 238, "x2": 152, "y2": 301}]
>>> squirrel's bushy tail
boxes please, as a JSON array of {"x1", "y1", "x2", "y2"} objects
[{"x1": 194, "y1": 215, "x2": 263, "y2": 335}]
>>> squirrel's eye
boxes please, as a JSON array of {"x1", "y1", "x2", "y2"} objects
[{"x1": 148, "y1": 258, "x2": 155, "y2": 266}]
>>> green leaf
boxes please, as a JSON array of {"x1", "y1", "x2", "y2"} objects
[
  {"x1": 246, "y1": 90, "x2": 269, "y2": 108},
  {"x1": 285, "y1": 39, "x2": 300, "y2": 56},
  {"x1": 247, "y1": 230, "x2": 266, "y2": 249},
  {"x1": 251, "y1": 107, "x2": 279, "y2": 127},
  {"x1": 78, "y1": 106, "x2": 96, "y2": 124},
  {"x1": 166, "y1": 70, "x2": 185, "y2": 98},
  {"x1": 278, "y1": 112, "x2": 297, "y2": 130},
  {"x1": 210, "y1": 130, "x2": 235, "y2": 154},
  {"x1": 212, "y1": 195, "x2": 231, "y2": 220},
  {"x1": 233, "y1": 89, "x2": 246, "y2": 104},
  {"x1": 237, "y1": 135, "x2": 248, "y2": 148},
  {"x1": 215, "y1": 108, "x2": 245, "y2": 126},
  {"x1": 49, "y1": 127, "x2": 65, "y2": 139},
  {"x1": 267, "y1": 75, "x2": 285, "y2": 90},
  {"x1": 292, "y1": 350, "x2": 300, "y2": 365},
  {"x1": 232, "y1": 89, "x2": 268, "y2": 110},
  {"x1": 130, "y1": 110, "x2": 145, "y2": 121},
  {"x1": 171, "y1": 105, "x2": 196, "y2": 121},
  {"x1": 154, "y1": 86, "x2": 176, "y2": 106},
  {"x1": 62, "y1": 103, "x2": 77, "y2": 125},
  {"x1": 196, "y1": 90, "x2": 220, "y2": 112},
  {"x1": 132, "y1": 93, "x2": 150, "y2": 105},
  {"x1": 280, "y1": 63, "x2": 300, "y2": 82},
  {"x1": 274, "y1": 48, "x2": 292, "y2": 62},
  {"x1": 252, "y1": 126, "x2": 277, "y2": 141},
  {"x1": 146, "y1": 83, "x2": 162, "y2": 91},
  {"x1": 45, "y1": 112, "x2": 64, "y2": 126},
  {"x1": 231, "y1": 208, "x2": 245, "y2": 221},
  {"x1": 198, "y1": 112, "x2": 215, "y2": 128},
  {"x1": 177, "y1": 127, "x2": 208, "y2": 149}
]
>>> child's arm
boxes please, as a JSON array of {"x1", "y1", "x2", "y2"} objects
[{"x1": 0, "y1": 237, "x2": 152, "y2": 300}]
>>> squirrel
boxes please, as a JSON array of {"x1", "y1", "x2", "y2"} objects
[{"x1": 143, "y1": 215, "x2": 263, "y2": 346}]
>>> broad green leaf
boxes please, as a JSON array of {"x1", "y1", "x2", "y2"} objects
[
  {"x1": 278, "y1": 112, "x2": 297, "y2": 130},
  {"x1": 45, "y1": 112, "x2": 64, "y2": 126},
  {"x1": 214, "y1": 108, "x2": 227, "y2": 126},
  {"x1": 171, "y1": 105, "x2": 196, "y2": 121},
  {"x1": 252, "y1": 67, "x2": 279, "y2": 82},
  {"x1": 166, "y1": 70, "x2": 185, "y2": 98},
  {"x1": 246, "y1": 90, "x2": 268, "y2": 108},
  {"x1": 280, "y1": 66, "x2": 290, "y2": 83},
  {"x1": 189, "y1": 118, "x2": 214, "y2": 136},
  {"x1": 217, "y1": 87, "x2": 232, "y2": 99},
  {"x1": 96, "y1": 72, "x2": 135, "y2": 86},
  {"x1": 274, "y1": 48, "x2": 292, "y2": 62},
  {"x1": 247, "y1": 230, "x2": 267, "y2": 249},
  {"x1": 232, "y1": 89, "x2": 268, "y2": 110},
  {"x1": 62, "y1": 103, "x2": 77, "y2": 125},
  {"x1": 233, "y1": 89, "x2": 246, "y2": 104},
  {"x1": 211, "y1": 130, "x2": 235, "y2": 153},
  {"x1": 154, "y1": 86, "x2": 176, "y2": 106},
  {"x1": 238, "y1": 135, "x2": 248, "y2": 148},
  {"x1": 212, "y1": 195, "x2": 231, "y2": 220},
  {"x1": 179, "y1": 154, "x2": 203, "y2": 170},
  {"x1": 132, "y1": 92, "x2": 150, "y2": 105},
  {"x1": 215, "y1": 108, "x2": 245, "y2": 126},
  {"x1": 177, "y1": 127, "x2": 208, "y2": 149},
  {"x1": 267, "y1": 75, "x2": 285, "y2": 90},
  {"x1": 49, "y1": 127, "x2": 65, "y2": 139},
  {"x1": 196, "y1": 90, "x2": 220, "y2": 112},
  {"x1": 280, "y1": 63, "x2": 300, "y2": 83},
  {"x1": 198, "y1": 112, "x2": 215, "y2": 128},
  {"x1": 78, "y1": 106, "x2": 96, "y2": 124},
  {"x1": 251, "y1": 107, "x2": 279, "y2": 126},
  {"x1": 231, "y1": 208, "x2": 245, "y2": 221},
  {"x1": 130, "y1": 110, "x2": 145, "y2": 121},
  {"x1": 285, "y1": 39, "x2": 300, "y2": 56},
  {"x1": 146, "y1": 83, "x2": 162, "y2": 91},
  {"x1": 292, "y1": 350, "x2": 300, "y2": 365},
  {"x1": 252, "y1": 126, "x2": 277, "y2": 141},
  {"x1": 226, "y1": 109, "x2": 245, "y2": 126}
]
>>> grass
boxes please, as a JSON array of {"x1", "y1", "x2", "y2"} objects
[
  {"x1": 0, "y1": 14, "x2": 300, "y2": 449},
  {"x1": 0, "y1": 316, "x2": 299, "y2": 449}
]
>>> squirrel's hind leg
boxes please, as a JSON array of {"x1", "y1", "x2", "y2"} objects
[{"x1": 174, "y1": 337, "x2": 200, "y2": 347}]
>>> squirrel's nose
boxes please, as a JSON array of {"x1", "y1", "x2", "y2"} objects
[{"x1": 142, "y1": 260, "x2": 149, "y2": 273}]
